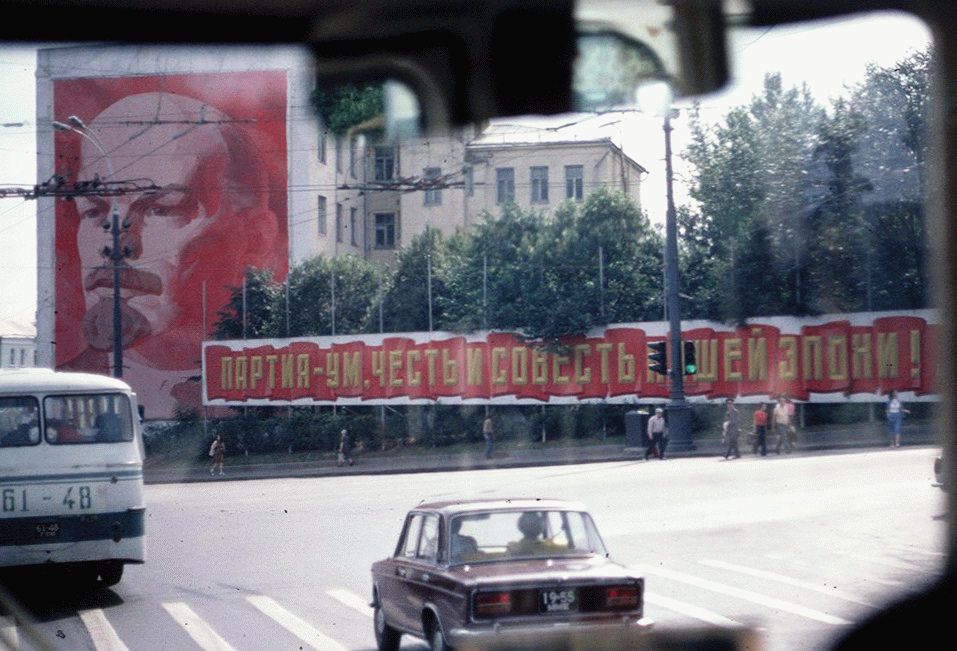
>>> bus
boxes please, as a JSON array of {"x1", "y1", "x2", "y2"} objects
[{"x1": 0, "y1": 368, "x2": 145, "y2": 587}]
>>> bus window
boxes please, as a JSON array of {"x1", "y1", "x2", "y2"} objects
[
  {"x1": 0, "y1": 396, "x2": 40, "y2": 447},
  {"x1": 44, "y1": 393, "x2": 133, "y2": 444}
]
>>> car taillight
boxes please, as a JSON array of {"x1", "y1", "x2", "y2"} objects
[
  {"x1": 605, "y1": 586, "x2": 639, "y2": 608},
  {"x1": 475, "y1": 591, "x2": 513, "y2": 616}
]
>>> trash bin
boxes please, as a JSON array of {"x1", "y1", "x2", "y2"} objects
[{"x1": 625, "y1": 410, "x2": 649, "y2": 449}]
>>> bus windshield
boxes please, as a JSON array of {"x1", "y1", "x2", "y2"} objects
[
  {"x1": 43, "y1": 393, "x2": 134, "y2": 444},
  {"x1": 0, "y1": 396, "x2": 40, "y2": 447}
]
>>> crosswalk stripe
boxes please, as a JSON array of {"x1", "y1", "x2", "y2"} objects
[
  {"x1": 325, "y1": 589, "x2": 373, "y2": 617},
  {"x1": 246, "y1": 595, "x2": 347, "y2": 651},
  {"x1": 698, "y1": 559, "x2": 874, "y2": 607},
  {"x1": 79, "y1": 609, "x2": 129, "y2": 651},
  {"x1": 632, "y1": 564, "x2": 851, "y2": 626},
  {"x1": 644, "y1": 593, "x2": 740, "y2": 627},
  {"x1": 161, "y1": 602, "x2": 236, "y2": 651}
]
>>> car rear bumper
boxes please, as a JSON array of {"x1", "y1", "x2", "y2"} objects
[{"x1": 448, "y1": 615, "x2": 654, "y2": 650}]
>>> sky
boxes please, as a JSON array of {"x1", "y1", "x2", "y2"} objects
[{"x1": 0, "y1": 11, "x2": 933, "y2": 333}]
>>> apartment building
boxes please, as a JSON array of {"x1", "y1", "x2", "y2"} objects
[{"x1": 342, "y1": 112, "x2": 648, "y2": 266}]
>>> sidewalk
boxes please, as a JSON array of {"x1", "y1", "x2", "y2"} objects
[{"x1": 142, "y1": 420, "x2": 938, "y2": 485}]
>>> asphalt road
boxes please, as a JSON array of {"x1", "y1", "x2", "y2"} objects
[{"x1": 2, "y1": 445, "x2": 946, "y2": 650}]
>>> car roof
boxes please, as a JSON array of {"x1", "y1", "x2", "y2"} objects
[{"x1": 411, "y1": 498, "x2": 588, "y2": 516}]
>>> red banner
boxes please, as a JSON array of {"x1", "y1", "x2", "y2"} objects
[{"x1": 203, "y1": 313, "x2": 937, "y2": 405}]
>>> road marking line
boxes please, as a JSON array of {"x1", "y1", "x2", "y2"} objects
[
  {"x1": 645, "y1": 593, "x2": 740, "y2": 627},
  {"x1": 161, "y1": 602, "x2": 236, "y2": 651},
  {"x1": 79, "y1": 609, "x2": 129, "y2": 651},
  {"x1": 326, "y1": 588, "x2": 373, "y2": 617},
  {"x1": 246, "y1": 595, "x2": 348, "y2": 651},
  {"x1": 699, "y1": 559, "x2": 874, "y2": 607},
  {"x1": 632, "y1": 564, "x2": 851, "y2": 626}
]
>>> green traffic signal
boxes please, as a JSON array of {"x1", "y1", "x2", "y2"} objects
[{"x1": 683, "y1": 340, "x2": 697, "y2": 375}]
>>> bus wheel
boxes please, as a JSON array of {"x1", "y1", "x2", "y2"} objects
[{"x1": 98, "y1": 561, "x2": 123, "y2": 587}]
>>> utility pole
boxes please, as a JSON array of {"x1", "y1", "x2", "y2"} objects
[
  {"x1": 663, "y1": 111, "x2": 693, "y2": 451},
  {"x1": 53, "y1": 117, "x2": 130, "y2": 379}
]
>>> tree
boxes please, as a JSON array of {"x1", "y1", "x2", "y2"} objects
[
  {"x1": 441, "y1": 189, "x2": 662, "y2": 343},
  {"x1": 379, "y1": 227, "x2": 448, "y2": 333},
  {"x1": 213, "y1": 268, "x2": 282, "y2": 340},
  {"x1": 681, "y1": 60, "x2": 933, "y2": 321},
  {"x1": 684, "y1": 75, "x2": 825, "y2": 322},
  {"x1": 285, "y1": 255, "x2": 380, "y2": 337},
  {"x1": 311, "y1": 83, "x2": 385, "y2": 134}
]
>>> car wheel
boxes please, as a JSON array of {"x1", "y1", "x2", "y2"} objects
[
  {"x1": 429, "y1": 621, "x2": 450, "y2": 651},
  {"x1": 373, "y1": 602, "x2": 401, "y2": 651}
]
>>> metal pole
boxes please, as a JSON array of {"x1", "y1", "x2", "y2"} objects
[{"x1": 663, "y1": 112, "x2": 693, "y2": 451}]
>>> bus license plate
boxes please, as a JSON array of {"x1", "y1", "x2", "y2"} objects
[
  {"x1": 35, "y1": 522, "x2": 60, "y2": 538},
  {"x1": 540, "y1": 588, "x2": 577, "y2": 613}
]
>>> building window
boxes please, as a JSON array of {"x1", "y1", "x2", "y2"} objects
[
  {"x1": 464, "y1": 166, "x2": 474, "y2": 197},
  {"x1": 317, "y1": 195, "x2": 327, "y2": 236},
  {"x1": 318, "y1": 129, "x2": 327, "y2": 164},
  {"x1": 531, "y1": 166, "x2": 549, "y2": 203},
  {"x1": 336, "y1": 203, "x2": 344, "y2": 243},
  {"x1": 375, "y1": 146, "x2": 396, "y2": 181},
  {"x1": 350, "y1": 207, "x2": 358, "y2": 246},
  {"x1": 496, "y1": 167, "x2": 515, "y2": 204},
  {"x1": 424, "y1": 167, "x2": 442, "y2": 205},
  {"x1": 565, "y1": 165, "x2": 584, "y2": 201},
  {"x1": 375, "y1": 213, "x2": 397, "y2": 248}
]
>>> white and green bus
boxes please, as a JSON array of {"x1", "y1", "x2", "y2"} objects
[{"x1": 0, "y1": 369, "x2": 145, "y2": 587}]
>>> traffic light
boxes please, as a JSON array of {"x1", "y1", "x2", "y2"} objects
[
  {"x1": 648, "y1": 341, "x2": 667, "y2": 376},
  {"x1": 683, "y1": 341, "x2": 697, "y2": 375}
]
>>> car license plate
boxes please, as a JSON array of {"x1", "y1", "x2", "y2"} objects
[
  {"x1": 540, "y1": 587, "x2": 577, "y2": 613},
  {"x1": 35, "y1": 522, "x2": 60, "y2": 538}
]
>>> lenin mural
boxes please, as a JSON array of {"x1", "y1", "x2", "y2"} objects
[{"x1": 52, "y1": 72, "x2": 289, "y2": 418}]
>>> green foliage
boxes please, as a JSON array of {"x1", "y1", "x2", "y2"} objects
[
  {"x1": 682, "y1": 50, "x2": 931, "y2": 322},
  {"x1": 440, "y1": 189, "x2": 661, "y2": 343},
  {"x1": 312, "y1": 83, "x2": 385, "y2": 134},
  {"x1": 213, "y1": 268, "x2": 282, "y2": 340},
  {"x1": 379, "y1": 227, "x2": 448, "y2": 333}
]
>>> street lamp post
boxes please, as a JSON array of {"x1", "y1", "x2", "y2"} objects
[
  {"x1": 53, "y1": 116, "x2": 125, "y2": 378},
  {"x1": 663, "y1": 110, "x2": 693, "y2": 451}
]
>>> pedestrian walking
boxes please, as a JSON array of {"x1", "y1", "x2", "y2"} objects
[
  {"x1": 785, "y1": 395, "x2": 798, "y2": 446},
  {"x1": 338, "y1": 428, "x2": 354, "y2": 466},
  {"x1": 645, "y1": 407, "x2": 666, "y2": 460},
  {"x1": 752, "y1": 403, "x2": 768, "y2": 456},
  {"x1": 482, "y1": 414, "x2": 495, "y2": 459},
  {"x1": 209, "y1": 434, "x2": 225, "y2": 475},
  {"x1": 886, "y1": 390, "x2": 910, "y2": 447},
  {"x1": 723, "y1": 399, "x2": 740, "y2": 459},
  {"x1": 773, "y1": 395, "x2": 793, "y2": 454}
]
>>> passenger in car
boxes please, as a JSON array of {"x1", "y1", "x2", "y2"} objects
[
  {"x1": 449, "y1": 518, "x2": 478, "y2": 563},
  {"x1": 507, "y1": 512, "x2": 562, "y2": 557}
]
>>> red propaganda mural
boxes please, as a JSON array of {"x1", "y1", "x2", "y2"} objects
[
  {"x1": 202, "y1": 313, "x2": 938, "y2": 406},
  {"x1": 53, "y1": 72, "x2": 289, "y2": 419}
]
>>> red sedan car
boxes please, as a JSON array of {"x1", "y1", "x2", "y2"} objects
[{"x1": 370, "y1": 498, "x2": 652, "y2": 650}]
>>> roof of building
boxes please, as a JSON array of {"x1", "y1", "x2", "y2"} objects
[
  {"x1": 468, "y1": 111, "x2": 649, "y2": 172},
  {"x1": 0, "y1": 317, "x2": 36, "y2": 339}
]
